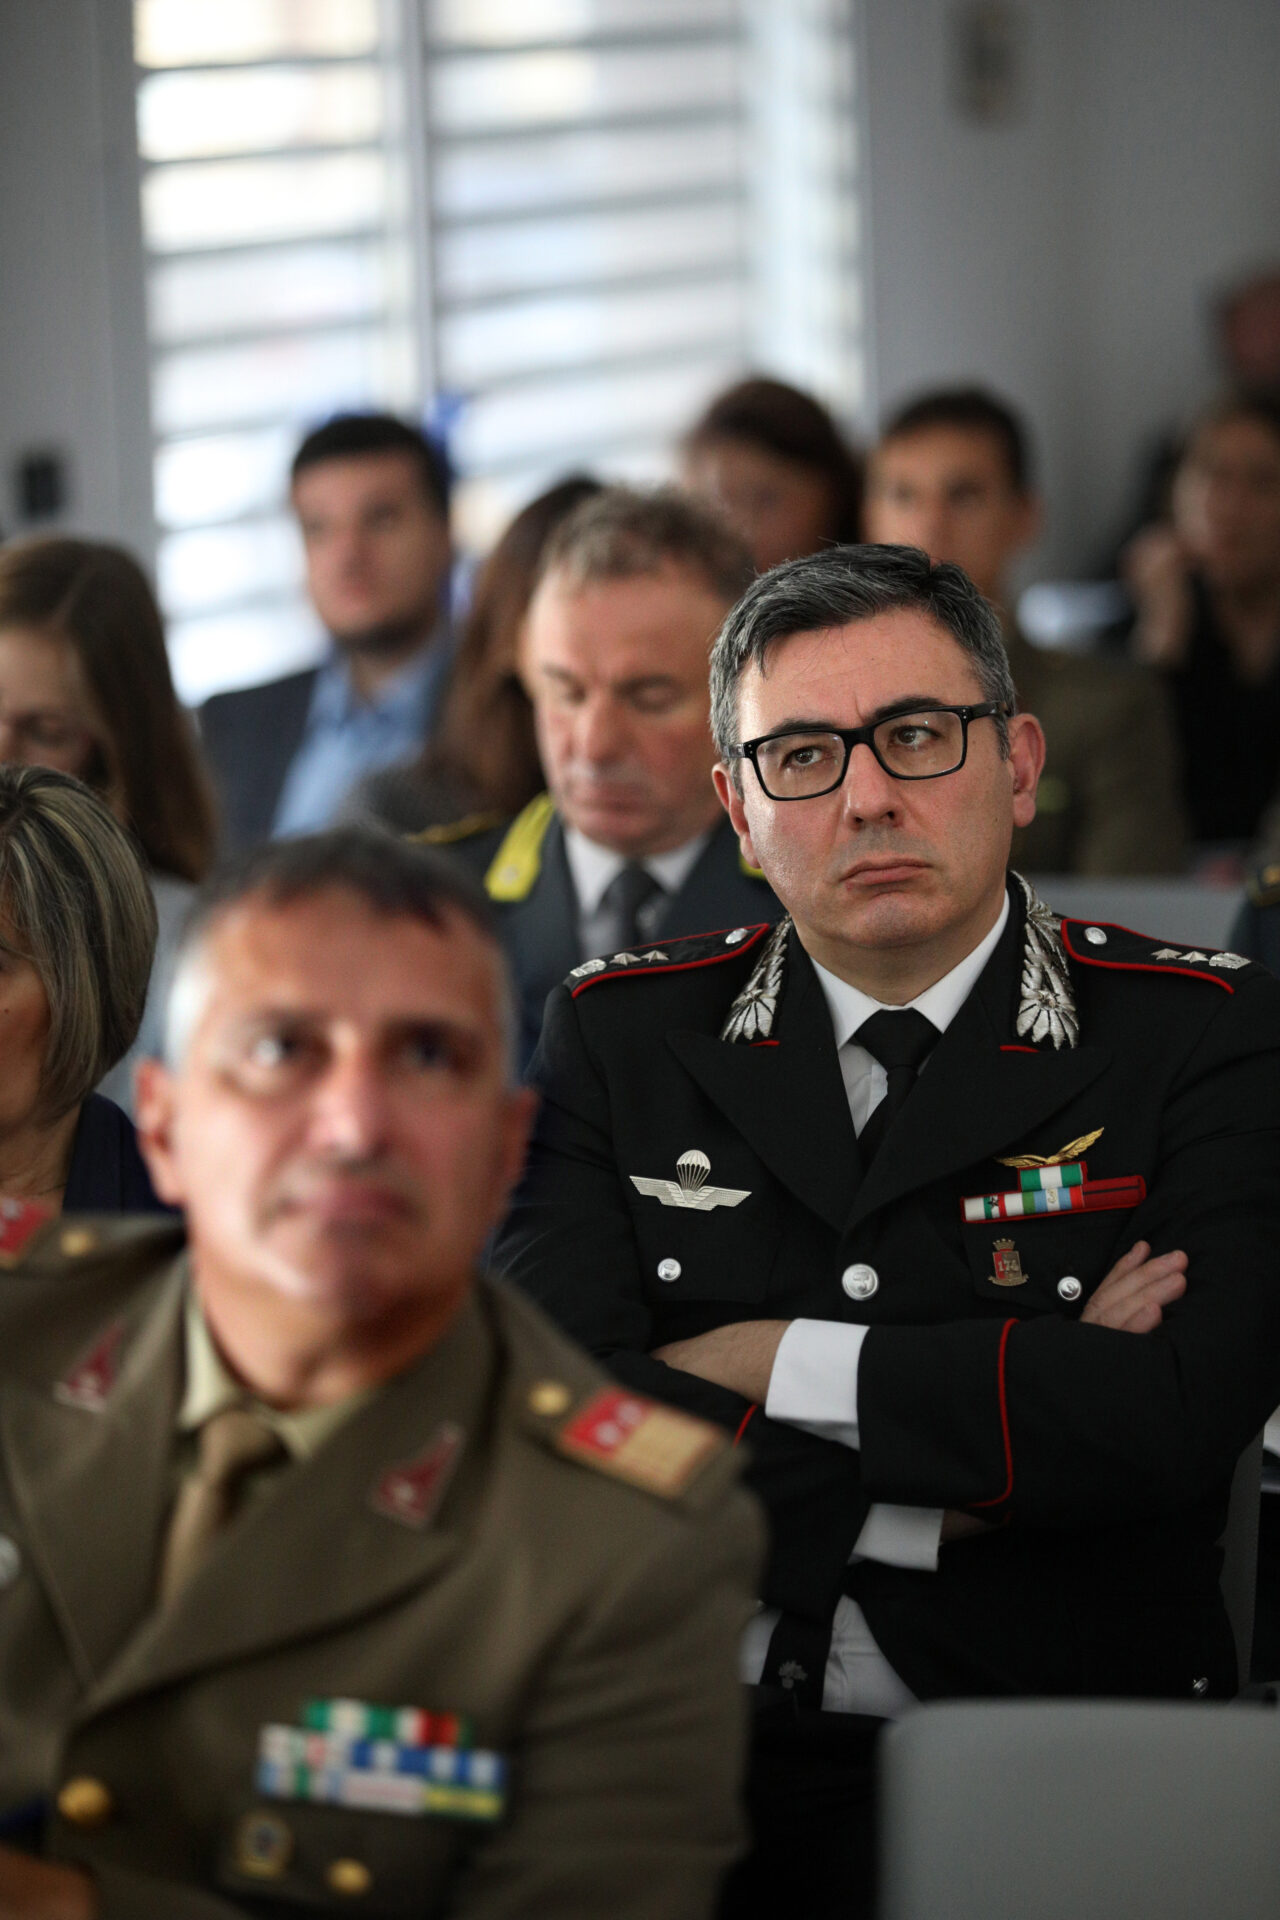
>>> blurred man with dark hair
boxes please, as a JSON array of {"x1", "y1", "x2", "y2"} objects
[
  {"x1": 201, "y1": 413, "x2": 454, "y2": 853},
  {"x1": 867, "y1": 386, "x2": 1186, "y2": 873}
]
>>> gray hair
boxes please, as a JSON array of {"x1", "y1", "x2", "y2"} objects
[
  {"x1": 0, "y1": 766, "x2": 157, "y2": 1120},
  {"x1": 164, "y1": 828, "x2": 519, "y2": 1079},
  {"x1": 709, "y1": 543, "x2": 1017, "y2": 776},
  {"x1": 535, "y1": 483, "x2": 755, "y2": 609}
]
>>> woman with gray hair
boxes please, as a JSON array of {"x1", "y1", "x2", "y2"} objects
[{"x1": 0, "y1": 764, "x2": 163, "y2": 1214}]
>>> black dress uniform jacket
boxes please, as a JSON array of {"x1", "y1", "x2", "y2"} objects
[
  {"x1": 425, "y1": 798, "x2": 782, "y2": 1070},
  {"x1": 497, "y1": 880, "x2": 1280, "y2": 1703}
]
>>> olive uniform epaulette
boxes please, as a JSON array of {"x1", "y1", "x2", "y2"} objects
[
  {"x1": 1246, "y1": 859, "x2": 1280, "y2": 909},
  {"x1": 0, "y1": 1211, "x2": 184, "y2": 1274},
  {"x1": 521, "y1": 1376, "x2": 727, "y2": 1502},
  {"x1": 1058, "y1": 918, "x2": 1253, "y2": 989},
  {"x1": 411, "y1": 811, "x2": 506, "y2": 849},
  {"x1": 567, "y1": 921, "x2": 773, "y2": 996}
]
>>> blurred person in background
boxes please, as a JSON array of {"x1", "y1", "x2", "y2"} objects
[
  {"x1": 680, "y1": 375, "x2": 863, "y2": 572},
  {"x1": 1124, "y1": 394, "x2": 1280, "y2": 851},
  {"x1": 867, "y1": 386, "x2": 1186, "y2": 873},
  {"x1": 0, "y1": 766, "x2": 161, "y2": 1214},
  {"x1": 0, "y1": 536, "x2": 217, "y2": 1108},
  {"x1": 425, "y1": 487, "x2": 781, "y2": 1067},
  {"x1": 345, "y1": 474, "x2": 602, "y2": 835},
  {"x1": 200, "y1": 413, "x2": 453, "y2": 852}
]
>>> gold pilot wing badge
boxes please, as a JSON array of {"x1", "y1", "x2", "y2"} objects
[
  {"x1": 630, "y1": 1149, "x2": 751, "y2": 1211},
  {"x1": 997, "y1": 1128, "x2": 1104, "y2": 1171}
]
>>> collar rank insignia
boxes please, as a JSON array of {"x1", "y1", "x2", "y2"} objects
[
  {"x1": 54, "y1": 1321, "x2": 126, "y2": 1411},
  {"x1": 370, "y1": 1423, "x2": 464, "y2": 1529},
  {"x1": 631, "y1": 1150, "x2": 751, "y2": 1211},
  {"x1": 0, "y1": 1196, "x2": 53, "y2": 1267}
]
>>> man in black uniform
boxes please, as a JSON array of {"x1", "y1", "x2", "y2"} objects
[{"x1": 497, "y1": 544, "x2": 1280, "y2": 1918}]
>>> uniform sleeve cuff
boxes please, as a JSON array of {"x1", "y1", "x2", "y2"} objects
[
  {"x1": 765, "y1": 1318, "x2": 867, "y2": 1449},
  {"x1": 852, "y1": 1503, "x2": 944, "y2": 1570}
]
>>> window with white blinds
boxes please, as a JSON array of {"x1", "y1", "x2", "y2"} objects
[{"x1": 134, "y1": 0, "x2": 864, "y2": 702}]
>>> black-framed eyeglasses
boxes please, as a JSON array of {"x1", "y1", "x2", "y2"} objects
[{"x1": 731, "y1": 702, "x2": 1009, "y2": 800}]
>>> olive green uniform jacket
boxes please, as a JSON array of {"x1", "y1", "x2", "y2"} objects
[
  {"x1": 1007, "y1": 631, "x2": 1187, "y2": 875},
  {"x1": 0, "y1": 1221, "x2": 762, "y2": 1920}
]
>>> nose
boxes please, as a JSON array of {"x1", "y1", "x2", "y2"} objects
[
  {"x1": 575, "y1": 693, "x2": 629, "y2": 767},
  {"x1": 305, "y1": 1045, "x2": 392, "y2": 1160},
  {"x1": 839, "y1": 739, "x2": 902, "y2": 824}
]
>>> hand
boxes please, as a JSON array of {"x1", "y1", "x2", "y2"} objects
[
  {"x1": 1120, "y1": 524, "x2": 1193, "y2": 666},
  {"x1": 0, "y1": 1847, "x2": 94, "y2": 1920},
  {"x1": 1080, "y1": 1240, "x2": 1188, "y2": 1333},
  {"x1": 941, "y1": 1509, "x2": 997, "y2": 1543},
  {"x1": 652, "y1": 1321, "x2": 792, "y2": 1403}
]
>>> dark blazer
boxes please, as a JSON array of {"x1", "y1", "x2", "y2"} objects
[
  {"x1": 64, "y1": 1094, "x2": 166, "y2": 1214},
  {"x1": 435, "y1": 800, "x2": 783, "y2": 1070},
  {"x1": 496, "y1": 882, "x2": 1280, "y2": 1703},
  {"x1": 199, "y1": 669, "x2": 317, "y2": 855}
]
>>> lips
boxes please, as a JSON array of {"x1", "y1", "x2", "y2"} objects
[{"x1": 841, "y1": 857, "x2": 930, "y2": 885}]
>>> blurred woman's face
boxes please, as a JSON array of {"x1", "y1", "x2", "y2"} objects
[
  {"x1": 1173, "y1": 416, "x2": 1280, "y2": 595},
  {"x1": 682, "y1": 436, "x2": 837, "y2": 573},
  {"x1": 0, "y1": 626, "x2": 100, "y2": 782},
  {"x1": 0, "y1": 913, "x2": 51, "y2": 1140}
]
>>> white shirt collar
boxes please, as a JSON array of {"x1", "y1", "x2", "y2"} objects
[
  {"x1": 811, "y1": 891, "x2": 1011, "y2": 1050},
  {"x1": 562, "y1": 824, "x2": 712, "y2": 916}
]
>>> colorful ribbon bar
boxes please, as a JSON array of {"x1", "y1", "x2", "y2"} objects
[
  {"x1": 257, "y1": 1723, "x2": 506, "y2": 1823},
  {"x1": 962, "y1": 1176, "x2": 1146, "y2": 1223},
  {"x1": 1015, "y1": 1162, "x2": 1086, "y2": 1192}
]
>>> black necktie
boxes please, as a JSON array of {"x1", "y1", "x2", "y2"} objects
[
  {"x1": 855, "y1": 1008, "x2": 939, "y2": 1163},
  {"x1": 596, "y1": 862, "x2": 662, "y2": 955}
]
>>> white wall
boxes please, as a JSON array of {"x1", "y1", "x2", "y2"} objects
[
  {"x1": 860, "y1": 0, "x2": 1280, "y2": 575},
  {"x1": 0, "y1": 0, "x2": 153, "y2": 559}
]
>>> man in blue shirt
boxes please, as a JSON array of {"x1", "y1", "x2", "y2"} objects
[{"x1": 201, "y1": 414, "x2": 453, "y2": 852}]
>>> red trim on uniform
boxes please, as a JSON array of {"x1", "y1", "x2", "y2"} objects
[
  {"x1": 751, "y1": 1039, "x2": 780, "y2": 1048},
  {"x1": 969, "y1": 1319, "x2": 1016, "y2": 1510},
  {"x1": 1060, "y1": 921, "x2": 1233, "y2": 992},
  {"x1": 1000, "y1": 1044, "x2": 1037, "y2": 1053},
  {"x1": 570, "y1": 923, "x2": 771, "y2": 996},
  {"x1": 734, "y1": 1404, "x2": 759, "y2": 1446}
]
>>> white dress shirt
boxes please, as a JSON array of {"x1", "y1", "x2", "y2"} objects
[
  {"x1": 740, "y1": 894, "x2": 1010, "y2": 1714},
  {"x1": 564, "y1": 826, "x2": 712, "y2": 960}
]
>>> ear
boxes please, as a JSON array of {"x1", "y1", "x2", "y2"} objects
[
  {"x1": 132, "y1": 1057, "x2": 187, "y2": 1209},
  {"x1": 1007, "y1": 711, "x2": 1047, "y2": 828},
  {"x1": 712, "y1": 762, "x2": 762, "y2": 870}
]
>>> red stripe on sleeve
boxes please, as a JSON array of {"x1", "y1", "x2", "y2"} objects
[
  {"x1": 734, "y1": 1404, "x2": 759, "y2": 1446},
  {"x1": 969, "y1": 1319, "x2": 1015, "y2": 1509}
]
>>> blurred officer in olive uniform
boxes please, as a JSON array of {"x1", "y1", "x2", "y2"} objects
[
  {"x1": 866, "y1": 386, "x2": 1187, "y2": 874},
  {"x1": 0, "y1": 831, "x2": 760, "y2": 1920}
]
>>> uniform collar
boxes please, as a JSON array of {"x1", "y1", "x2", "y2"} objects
[
  {"x1": 179, "y1": 1289, "x2": 374, "y2": 1461},
  {"x1": 562, "y1": 823, "x2": 713, "y2": 916},
  {"x1": 810, "y1": 891, "x2": 1011, "y2": 1050}
]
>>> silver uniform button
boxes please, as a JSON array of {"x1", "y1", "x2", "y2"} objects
[
  {"x1": 0, "y1": 1537, "x2": 19, "y2": 1588},
  {"x1": 1191, "y1": 1676, "x2": 1209, "y2": 1696},
  {"x1": 657, "y1": 1258, "x2": 682, "y2": 1283},
  {"x1": 1084, "y1": 926, "x2": 1108, "y2": 946},
  {"x1": 841, "y1": 1262, "x2": 879, "y2": 1301},
  {"x1": 1057, "y1": 1275, "x2": 1083, "y2": 1303}
]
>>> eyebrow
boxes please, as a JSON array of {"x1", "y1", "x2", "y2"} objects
[
  {"x1": 752, "y1": 695, "x2": 961, "y2": 735},
  {"x1": 537, "y1": 666, "x2": 681, "y2": 695}
]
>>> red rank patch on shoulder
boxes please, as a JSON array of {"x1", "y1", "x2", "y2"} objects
[
  {"x1": 369, "y1": 1422, "x2": 464, "y2": 1529},
  {"x1": 0, "y1": 1195, "x2": 52, "y2": 1265},
  {"x1": 554, "y1": 1388, "x2": 723, "y2": 1496}
]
